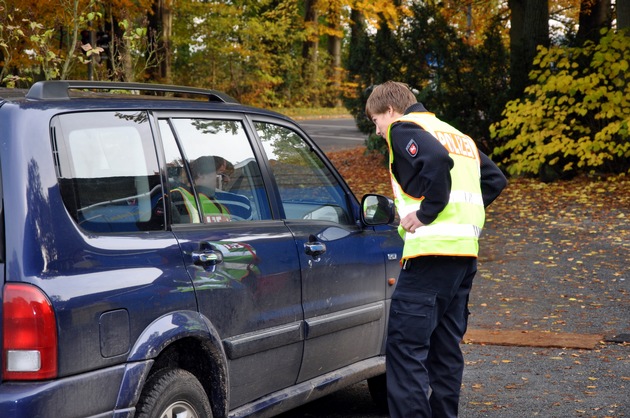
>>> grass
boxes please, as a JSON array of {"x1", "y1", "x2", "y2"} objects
[{"x1": 267, "y1": 106, "x2": 352, "y2": 119}]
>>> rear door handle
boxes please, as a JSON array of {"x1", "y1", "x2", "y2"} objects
[{"x1": 304, "y1": 241, "x2": 326, "y2": 258}]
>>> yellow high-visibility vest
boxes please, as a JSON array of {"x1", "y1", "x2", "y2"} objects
[
  {"x1": 387, "y1": 112, "x2": 485, "y2": 261},
  {"x1": 172, "y1": 187, "x2": 230, "y2": 223}
]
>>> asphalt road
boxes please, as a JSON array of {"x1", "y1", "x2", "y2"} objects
[
  {"x1": 297, "y1": 117, "x2": 366, "y2": 152},
  {"x1": 276, "y1": 342, "x2": 630, "y2": 418}
]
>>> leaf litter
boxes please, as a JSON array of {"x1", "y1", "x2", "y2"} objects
[{"x1": 327, "y1": 147, "x2": 629, "y2": 417}]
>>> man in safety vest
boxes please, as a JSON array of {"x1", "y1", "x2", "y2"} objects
[
  {"x1": 171, "y1": 156, "x2": 232, "y2": 223},
  {"x1": 191, "y1": 156, "x2": 232, "y2": 223},
  {"x1": 365, "y1": 81, "x2": 507, "y2": 418}
]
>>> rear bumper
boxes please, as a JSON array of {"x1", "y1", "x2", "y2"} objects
[{"x1": 0, "y1": 364, "x2": 127, "y2": 418}]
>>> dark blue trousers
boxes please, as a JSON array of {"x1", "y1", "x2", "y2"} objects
[{"x1": 386, "y1": 256, "x2": 477, "y2": 418}]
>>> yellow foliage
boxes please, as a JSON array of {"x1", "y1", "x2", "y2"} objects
[{"x1": 491, "y1": 29, "x2": 630, "y2": 178}]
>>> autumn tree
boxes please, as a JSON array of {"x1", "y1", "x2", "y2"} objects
[
  {"x1": 0, "y1": 0, "x2": 98, "y2": 83},
  {"x1": 490, "y1": 1, "x2": 628, "y2": 180},
  {"x1": 301, "y1": 0, "x2": 403, "y2": 106},
  {"x1": 0, "y1": 0, "x2": 157, "y2": 84},
  {"x1": 0, "y1": 0, "x2": 70, "y2": 85},
  {"x1": 171, "y1": 0, "x2": 305, "y2": 106},
  {"x1": 490, "y1": 29, "x2": 630, "y2": 179},
  {"x1": 346, "y1": 1, "x2": 511, "y2": 158},
  {"x1": 344, "y1": 0, "x2": 406, "y2": 135}
]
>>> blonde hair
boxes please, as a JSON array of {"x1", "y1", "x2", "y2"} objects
[{"x1": 365, "y1": 81, "x2": 418, "y2": 119}]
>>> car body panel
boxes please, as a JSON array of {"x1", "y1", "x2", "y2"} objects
[{"x1": 172, "y1": 222, "x2": 304, "y2": 408}]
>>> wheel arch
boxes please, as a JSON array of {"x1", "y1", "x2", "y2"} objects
[{"x1": 117, "y1": 310, "x2": 229, "y2": 418}]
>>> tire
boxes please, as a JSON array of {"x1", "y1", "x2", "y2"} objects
[
  {"x1": 367, "y1": 374, "x2": 389, "y2": 413},
  {"x1": 135, "y1": 368, "x2": 213, "y2": 418}
]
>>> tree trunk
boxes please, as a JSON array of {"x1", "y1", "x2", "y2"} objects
[
  {"x1": 327, "y1": 4, "x2": 342, "y2": 107},
  {"x1": 508, "y1": 0, "x2": 548, "y2": 98},
  {"x1": 60, "y1": 0, "x2": 80, "y2": 80},
  {"x1": 524, "y1": 0, "x2": 549, "y2": 61},
  {"x1": 161, "y1": 0, "x2": 172, "y2": 83},
  {"x1": 618, "y1": 0, "x2": 630, "y2": 30},
  {"x1": 302, "y1": 0, "x2": 319, "y2": 104},
  {"x1": 576, "y1": 0, "x2": 612, "y2": 44},
  {"x1": 148, "y1": 0, "x2": 173, "y2": 83},
  {"x1": 347, "y1": 8, "x2": 368, "y2": 77},
  {"x1": 508, "y1": 0, "x2": 526, "y2": 98}
]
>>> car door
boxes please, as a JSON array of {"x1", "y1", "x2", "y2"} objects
[
  {"x1": 252, "y1": 119, "x2": 399, "y2": 382},
  {"x1": 155, "y1": 113, "x2": 303, "y2": 409}
]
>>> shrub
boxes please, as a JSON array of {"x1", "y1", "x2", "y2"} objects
[{"x1": 490, "y1": 29, "x2": 630, "y2": 181}]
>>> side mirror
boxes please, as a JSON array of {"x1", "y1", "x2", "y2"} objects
[{"x1": 361, "y1": 194, "x2": 395, "y2": 226}]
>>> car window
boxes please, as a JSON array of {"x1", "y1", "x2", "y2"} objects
[
  {"x1": 159, "y1": 119, "x2": 200, "y2": 224},
  {"x1": 53, "y1": 111, "x2": 164, "y2": 233},
  {"x1": 254, "y1": 122, "x2": 352, "y2": 225},
  {"x1": 162, "y1": 118, "x2": 272, "y2": 223}
]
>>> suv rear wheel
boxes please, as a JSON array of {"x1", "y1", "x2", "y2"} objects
[{"x1": 135, "y1": 368, "x2": 212, "y2": 418}]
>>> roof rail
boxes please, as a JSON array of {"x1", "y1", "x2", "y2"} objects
[{"x1": 25, "y1": 80, "x2": 239, "y2": 103}]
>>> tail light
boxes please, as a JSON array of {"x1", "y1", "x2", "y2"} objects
[{"x1": 2, "y1": 283, "x2": 58, "y2": 380}]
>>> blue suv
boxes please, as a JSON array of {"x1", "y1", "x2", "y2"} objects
[{"x1": 0, "y1": 81, "x2": 402, "y2": 418}]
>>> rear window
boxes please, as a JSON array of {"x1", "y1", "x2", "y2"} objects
[{"x1": 52, "y1": 111, "x2": 164, "y2": 233}]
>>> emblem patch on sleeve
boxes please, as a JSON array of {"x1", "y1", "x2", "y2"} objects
[{"x1": 406, "y1": 139, "x2": 418, "y2": 157}]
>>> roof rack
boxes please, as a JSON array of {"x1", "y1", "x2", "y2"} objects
[{"x1": 25, "y1": 80, "x2": 239, "y2": 103}]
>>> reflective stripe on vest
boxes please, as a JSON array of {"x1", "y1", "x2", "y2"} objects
[{"x1": 387, "y1": 112, "x2": 485, "y2": 260}]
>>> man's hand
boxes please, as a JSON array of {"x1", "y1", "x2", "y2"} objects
[{"x1": 400, "y1": 212, "x2": 424, "y2": 233}]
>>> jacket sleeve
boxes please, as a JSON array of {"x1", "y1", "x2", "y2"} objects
[{"x1": 479, "y1": 151, "x2": 507, "y2": 207}]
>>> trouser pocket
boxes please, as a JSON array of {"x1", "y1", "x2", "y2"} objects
[{"x1": 388, "y1": 289, "x2": 437, "y2": 346}]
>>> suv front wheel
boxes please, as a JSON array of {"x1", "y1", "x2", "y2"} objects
[{"x1": 135, "y1": 368, "x2": 213, "y2": 418}]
